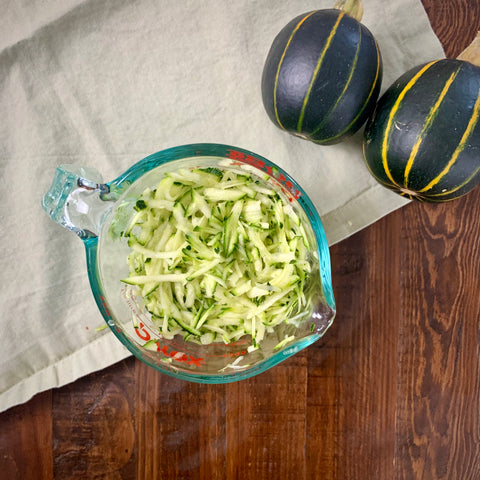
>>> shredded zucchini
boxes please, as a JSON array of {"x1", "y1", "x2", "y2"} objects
[{"x1": 121, "y1": 167, "x2": 313, "y2": 345}]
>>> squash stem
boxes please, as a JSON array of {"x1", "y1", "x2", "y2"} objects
[
  {"x1": 333, "y1": 0, "x2": 364, "y2": 22},
  {"x1": 457, "y1": 31, "x2": 480, "y2": 67}
]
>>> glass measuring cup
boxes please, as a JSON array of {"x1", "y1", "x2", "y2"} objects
[{"x1": 42, "y1": 144, "x2": 335, "y2": 383}]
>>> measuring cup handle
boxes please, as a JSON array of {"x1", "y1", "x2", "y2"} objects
[{"x1": 42, "y1": 164, "x2": 113, "y2": 239}]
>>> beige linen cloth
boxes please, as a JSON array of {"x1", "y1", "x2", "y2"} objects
[{"x1": 0, "y1": 0, "x2": 444, "y2": 412}]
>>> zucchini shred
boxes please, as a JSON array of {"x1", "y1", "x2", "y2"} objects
[{"x1": 121, "y1": 166, "x2": 315, "y2": 347}]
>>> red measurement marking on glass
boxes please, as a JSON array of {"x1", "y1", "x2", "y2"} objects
[
  {"x1": 99, "y1": 295, "x2": 112, "y2": 318},
  {"x1": 121, "y1": 286, "x2": 147, "y2": 327},
  {"x1": 228, "y1": 350, "x2": 247, "y2": 358},
  {"x1": 226, "y1": 149, "x2": 302, "y2": 200},
  {"x1": 135, "y1": 321, "x2": 151, "y2": 341},
  {"x1": 134, "y1": 329, "x2": 205, "y2": 366},
  {"x1": 225, "y1": 339, "x2": 248, "y2": 346},
  {"x1": 157, "y1": 342, "x2": 205, "y2": 366}
]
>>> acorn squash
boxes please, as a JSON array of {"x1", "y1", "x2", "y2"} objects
[
  {"x1": 261, "y1": 0, "x2": 382, "y2": 145},
  {"x1": 363, "y1": 49, "x2": 480, "y2": 202}
]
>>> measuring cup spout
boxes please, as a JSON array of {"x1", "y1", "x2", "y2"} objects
[{"x1": 42, "y1": 165, "x2": 113, "y2": 239}]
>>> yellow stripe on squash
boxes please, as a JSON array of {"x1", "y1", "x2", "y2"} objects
[
  {"x1": 362, "y1": 141, "x2": 398, "y2": 189},
  {"x1": 310, "y1": 23, "x2": 362, "y2": 137},
  {"x1": 318, "y1": 35, "x2": 382, "y2": 144},
  {"x1": 297, "y1": 12, "x2": 345, "y2": 132},
  {"x1": 403, "y1": 68, "x2": 460, "y2": 188},
  {"x1": 418, "y1": 85, "x2": 480, "y2": 194},
  {"x1": 273, "y1": 11, "x2": 317, "y2": 130},
  {"x1": 381, "y1": 60, "x2": 438, "y2": 187},
  {"x1": 426, "y1": 164, "x2": 480, "y2": 199}
]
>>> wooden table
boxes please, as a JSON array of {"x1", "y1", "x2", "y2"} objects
[{"x1": 2, "y1": 1, "x2": 480, "y2": 478}]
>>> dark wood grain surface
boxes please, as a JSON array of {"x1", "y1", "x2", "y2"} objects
[{"x1": 2, "y1": 1, "x2": 480, "y2": 478}]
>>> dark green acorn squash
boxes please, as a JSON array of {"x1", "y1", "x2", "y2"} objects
[
  {"x1": 261, "y1": 0, "x2": 382, "y2": 145},
  {"x1": 363, "y1": 48, "x2": 480, "y2": 202}
]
